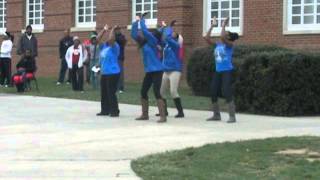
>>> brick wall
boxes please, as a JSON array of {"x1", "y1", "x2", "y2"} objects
[{"x1": 4, "y1": 0, "x2": 320, "y2": 81}]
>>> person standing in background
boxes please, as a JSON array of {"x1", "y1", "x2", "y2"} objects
[
  {"x1": 65, "y1": 36, "x2": 87, "y2": 92},
  {"x1": 17, "y1": 25, "x2": 38, "y2": 59},
  {"x1": 0, "y1": 32, "x2": 14, "y2": 87},
  {"x1": 57, "y1": 29, "x2": 73, "y2": 85},
  {"x1": 86, "y1": 31, "x2": 100, "y2": 90},
  {"x1": 115, "y1": 27, "x2": 127, "y2": 93}
]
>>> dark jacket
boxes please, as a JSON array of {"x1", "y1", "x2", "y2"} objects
[
  {"x1": 59, "y1": 36, "x2": 74, "y2": 59},
  {"x1": 16, "y1": 56, "x2": 37, "y2": 73},
  {"x1": 17, "y1": 33, "x2": 38, "y2": 58},
  {"x1": 115, "y1": 33, "x2": 127, "y2": 61}
]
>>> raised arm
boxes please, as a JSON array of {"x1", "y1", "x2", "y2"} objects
[
  {"x1": 131, "y1": 20, "x2": 139, "y2": 41},
  {"x1": 221, "y1": 17, "x2": 233, "y2": 47},
  {"x1": 203, "y1": 17, "x2": 217, "y2": 46},
  {"x1": 97, "y1": 24, "x2": 109, "y2": 44},
  {"x1": 140, "y1": 18, "x2": 158, "y2": 46},
  {"x1": 163, "y1": 27, "x2": 179, "y2": 50},
  {"x1": 107, "y1": 26, "x2": 116, "y2": 46}
]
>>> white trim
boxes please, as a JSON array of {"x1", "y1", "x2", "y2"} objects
[
  {"x1": 203, "y1": 0, "x2": 243, "y2": 37},
  {"x1": 0, "y1": 0, "x2": 6, "y2": 30},
  {"x1": 127, "y1": 23, "x2": 158, "y2": 30},
  {"x1": 283, "y1": 0, "x2": 320, "y2": 34},
  {"x1": 131, "y1": 0, "x2": 158, "y2": 26},
  {"x1": 70, "y1": 26, "x2": 96, "y2": 32},
  {"x1": 26, "y1": 0, "x2": 44, "y2": 31},
  {"x1": 75, "y1": 0, "x2": 96, "y2": 28}
]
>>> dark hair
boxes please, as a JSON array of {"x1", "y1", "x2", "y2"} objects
[
  {"x1": 26, "y1": 25, "x2": 32, "y2": 30},
  {"x1": 5, "y1": 32, "x2": 14, "y2": 42},
  {"x1": 228, "y1": 32, "x2": 239, "y2": 42},
  {"x1": 151, "y1": 29, "x2": 162, "y2": 44},
  {"x1": 136, "y1": 35, "x2": 147, "y2": 48}
]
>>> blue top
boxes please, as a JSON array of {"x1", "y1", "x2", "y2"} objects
[
  {"x1": 131, "y1": 19, "x2": 163, "y2": 73},
  {"x1": 214, "y1": 42, "x2": 234, "y2": 72},
  {"x1": 99, "y1": 42, "x2": 120, "y2": 75},
  {"x1": 162, "y1": 27, "x2": 182, "y2": 72}
]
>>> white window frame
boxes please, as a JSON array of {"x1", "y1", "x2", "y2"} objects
[
  {"x1": 75, "y1": 0, "x2": 96, "y2": 28},
  {"x1": 26, "y1": 0, "x2": 44, "y2": 31},
  {"x1": 132, "y1": 0, "x2": 158, "y2": 27},
  {"x1": 203, "y1": 0, "x2": 243, "y2": 36},
  {"x1": 0, "y1": 0, "x2": 6, "y2": 33},
  {"x1": 284, "y1": 0, "x2": 320, "y2": 34}
]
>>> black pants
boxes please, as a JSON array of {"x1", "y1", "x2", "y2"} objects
[
  {"x1": 70, "y1": 65, "x2": 84, "y2": 91},
  {"x1": 211, "y1": 70, "x2": 233, "y2": 103},
  {"x1": 0, "y1": 58, "x2": 11, "y2": 85},
  {"x1": 100, "y1": 74, "x2": 120, "y2": 115},
  {"x1": 58, "y1": 58, "x2": 70, "y2": 83},
  {"x1": 141, "y1": 71, "x2": 163, "y2": 100}
]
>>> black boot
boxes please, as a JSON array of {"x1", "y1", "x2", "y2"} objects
[
  {"x1": 174, "y1": 98, "x2": 184, "y2": 118},
  {"x1": 156, "y1": 99, "x2": 168, "y2": 116}
]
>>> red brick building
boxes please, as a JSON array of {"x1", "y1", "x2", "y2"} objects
[{"x1": 2, "y1": 0, "x2": 320, "y2": 81}]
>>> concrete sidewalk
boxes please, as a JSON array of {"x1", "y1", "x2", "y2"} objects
[{"x1": 0, "y1": 94, "x2": 319, "y2": 179}]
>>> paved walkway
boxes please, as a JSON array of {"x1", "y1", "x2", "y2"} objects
[{"x1": 0, "y1": 94, "x2": 319, "y2": 179}]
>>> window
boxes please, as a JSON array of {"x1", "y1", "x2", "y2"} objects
[
  {"x1": 132, "y1": 0, "x2": 158, "y2": 26},
  {"x1": 76, "y1": 0, "x2": 96, "y2": 28},
  {"x1": 286, "y1": 0, "x2": 320, "y2": 32},
  {"x1": 203, "y1": 0, "x2": 243, "y2": 35},
  {"x1": 0, "y1": 0, "x2": 6, "y2": 32},
  {"x1": 26, "y1": 0, "x2": 44, "y2": 30}
]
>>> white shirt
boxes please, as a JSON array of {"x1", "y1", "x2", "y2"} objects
[
  {"x1": 0, "y1": 40, "x2": 13, "y2": 58},
  {"x1": 27, "y1": 34, "x2": 32, "y2": 40}
]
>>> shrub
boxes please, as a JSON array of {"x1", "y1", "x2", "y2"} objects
[{"x1": 187, "y1": 44, "x2": 320, "y2": 116}]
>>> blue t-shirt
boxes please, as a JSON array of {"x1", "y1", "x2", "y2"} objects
[
  {"x1": 214, "y1": 42, "x2": 234, "y2": 72},
  {"x1": 99, "y1": 42, "x2": 120, "y2": 75}
]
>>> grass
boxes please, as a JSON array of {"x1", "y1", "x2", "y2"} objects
[
  {"x1": 131, "y1": 136, "x2": 320, "y2": 180},
  {"x1": 0, "y1": 77, "x2": 227, "y2": 111}
]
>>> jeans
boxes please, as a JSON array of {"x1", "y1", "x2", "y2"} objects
[
  {"x1": 211, "y1": 70, "x2": 234, "y2": 103},
  {"x1": 58, "y1": 58, "x2": 70, "y2": 83},
  {"x1": 117, "y1": 60, "x2": 125, "y2": 91},
  {"x1": 160, "y1": 71, "x2": 182, "y2": 99},
  {"x1": 70, "y1": 65, "x2": 84, "y2": 91}
]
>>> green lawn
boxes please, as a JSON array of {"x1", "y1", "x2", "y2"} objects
[
  {"x1": 131, "y1": 136, "x2": 320, "y2": 180},
  {"x1": 0, "y1": 77, "x2": 227, "y2": 111}
]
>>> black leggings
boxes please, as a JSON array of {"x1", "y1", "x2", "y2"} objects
[
  {"x1": 211, "y1": 70, "x2": 233, "y2": 103},
  {"x1": 141, "y1": 71, "x2": 163, "y2": 100},
  {"x1": 100, "y1": 74, "x2": 120, "y2": 115},
  {"x1": 0, "y1": 58, "x2": 11, "y2": 85}
]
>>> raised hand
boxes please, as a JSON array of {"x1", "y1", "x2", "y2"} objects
[
  {"x1": 222, "y1": 17, "x2": 230, "y2": 27},
  {"x1": 161, "y1": 21, "x2": 167, "y2": 27},
  {"x1": 170, "y1": 20, "x2": 177, "y2": 27},
  {"x1": 141, "y1": 12, "x2": 149, "y2": 18},
  {"x1": 104, "y1": 24, "x2": 109, "y2": 30},
  {"x1": 211, "y1": 16, "x2": 217, "y2": 27},
  {"x1": 135, "y1": 16, "x2": 141, "y2": 21}
]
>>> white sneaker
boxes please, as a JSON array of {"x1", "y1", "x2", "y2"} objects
[
  {"x1": 4, "y1": 85, "x2": 8, "y2": 88},
  {"x1": 119, "y1": 90, "x2": 124, "y2": 94},
  {"x1": 56, "y1": 82, "x2": 61, "y2": 85}
]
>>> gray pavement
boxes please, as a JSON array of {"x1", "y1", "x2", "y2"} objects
[{"x1": 0, "y1": 94, "x2": 319, "y2": 179}]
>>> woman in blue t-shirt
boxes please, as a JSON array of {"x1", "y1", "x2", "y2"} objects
[
  {"x1": 203, "y1": 17, "x2": 239, "y2": 123},
  {"x1": 131, "y1": 14, "x2": 166, "y2": 123},
  {"x1": 96, "y1": 24, "x2": 121, "y2": 117}
]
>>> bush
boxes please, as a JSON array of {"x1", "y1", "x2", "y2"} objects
[{"x1": 187, "y1": 44, "x2": 320, "y2": 116}]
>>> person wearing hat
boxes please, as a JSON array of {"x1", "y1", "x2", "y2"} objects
[
  {"x1": 65, "y1": 36, "x2": 87, "y2": 92},
  {"x1": 17, "y1": 25, "x2": 38, "y2": 59},
  {"x1": 85, "y1": 31, "x2": 100, "y2": 89},
  {"x1": 0, "y1": 32, "x2": 14, "y2": 87},
  {"x1": 57, "y1": 28, "x2": 73, "y2": 85}
]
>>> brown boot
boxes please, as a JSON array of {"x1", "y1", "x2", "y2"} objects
[
  {"x1": 157, "y1": 99, "x2": 167, "y2": 123},
  {"x1": 135, "y1": 98, "x2": 149, "y2": 120}
]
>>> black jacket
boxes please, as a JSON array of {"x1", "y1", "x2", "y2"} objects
[
  {"x1": 16, "y1": 56, "x2": 37, "y2": 73},
  {"x1": 17, "y1": 33, "x2": 38, "y2": 58},
  {"x1": 59, "y1": 36, "x2": 74, "y2": 59}
]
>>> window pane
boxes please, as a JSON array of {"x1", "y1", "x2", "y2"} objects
[
  {"x1": 35, "y1": 19, "x2": 40, "y2": 24},
  {"x1": 153, "y1": 12, "x2": 157, "y2": 18},
  {"x1": 304, "y1": 0, "x2": 314, "y2": 3},
  {"x1": 136, "y1": 5, "x2": 142, "y2": 11},
  {"x1": 29, "y1": 5, "x2": 33, "y2": 11},
  {"x1": 85, "y1": 16, "x2": 91, "y2": 22},
  {"x1": 29, "y1": 19, "x2": 34, "y2": 24},
  {"x1": 153, "y1": 4, "x2": 157, "y2": 10},
  {"x1": 86, "y1": 0, "x2": 91, "y2": 7},
  {"x1": 292, "y1": 16, "x2": 301, "y2": 24},
  {"x1": 293, "y1": 0, "x2": 301, "y2": 4},
  {"x1": 232, "y1": 0, "x2": 239, "y2": 8},
  {"x1": 29, "y1": 12, "x2": 33, "y2": 18},
  {"x1": 144, "y1": 4, "x2": 151, "y2": 11},
  {"x1": 211, "y1": 11, "x2": 218, "y2": 18},
  {"x1": 79, "y1": 16, "x2": 84, "y2": 22},
  {"x1": 35, "y1": 11, "x2": 40, "y2": 17},
  {"x1": 79, "y1": 1, "x2": 84, "y2": 8},
  {"x1": 212, "y1": 2, "x2": 218, "y2": 9},
  {"x1": 317, "y1": 5, "x2": 320, "y2": 13},
  {"x1": 35, "y1": 5, "x2": 40, "y2": 10},
  {"x1": 85, "y1": 8, "x2": 91, "y2": 14},
  {"x1": 145, "y1": 12, "x2": 151, "y2": 19},
  {"x1": 292, "y1": 6, "x2": 301, "y2": 14},
  {"x1": 317, "y1": 15, "x2": 320, "y2": 23},
  {"x1": 232, "y1": 19, "x2": 239, "y2": 26},
  {"x1": 136, "y1": 0, "x2": 142, "y2": 3},
  {"x1": 304, "y1": 6, "x2": 314, "y2": 13},
  {"x1": 79, "y1": 9, "x2": 84, "y2": 15},
  {"x1": 304, "y1": 15, "x2": 314, "y2": 23},
  {"x1": 221, "y1": 10, "x2": 229, "y2": 18},
  {"x1": 232, "y1": 10, "x2": 239, "y2": 17},
  {"x1": 221, "y1": 1, "x2": 229, "y2": 9}
]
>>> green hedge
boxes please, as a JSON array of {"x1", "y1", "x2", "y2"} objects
[{"x1": 187, "y1": 44, "x2": 320, "y2": 116}]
